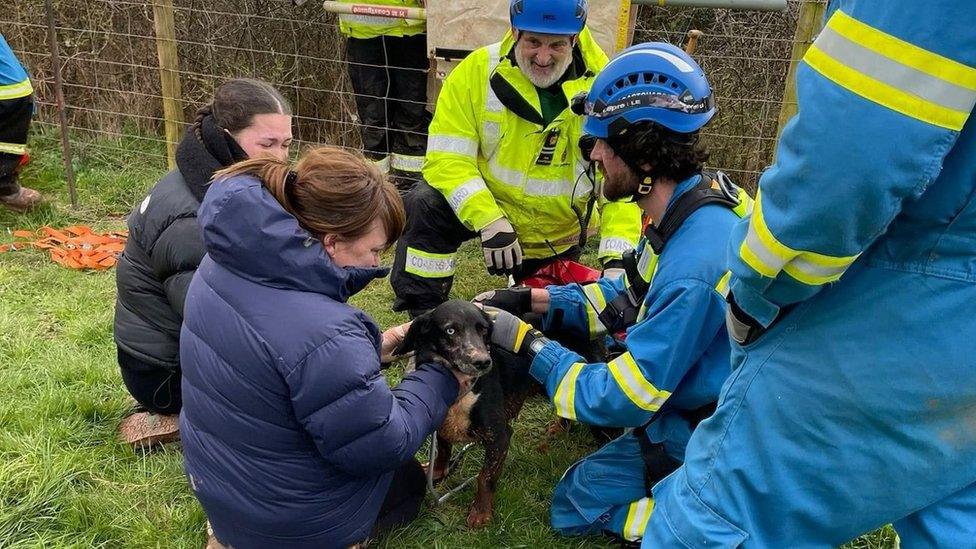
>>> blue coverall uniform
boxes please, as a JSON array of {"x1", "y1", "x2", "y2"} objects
[
  {"x1": 644, "y1": 2, "x2": 976, "y2": 547},
  {"x1": 528, "y1": 174, "x2": 745, "y2": 541}
]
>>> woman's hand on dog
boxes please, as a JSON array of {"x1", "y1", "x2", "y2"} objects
[
  {"x1": 380, "y1": 322, "x2": 412, "y2": 363},
  {"x1": 452, "y1": 370, "x2": 476, "y2": 397}
]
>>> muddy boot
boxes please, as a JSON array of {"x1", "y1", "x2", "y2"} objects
[
  {"x1": 0, "y1": 186, "x2": 41, "y2": 213},
  {"x1": 118, "y1": 411, "x2": 180, "y2": 450}
]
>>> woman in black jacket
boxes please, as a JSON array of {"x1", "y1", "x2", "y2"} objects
[{"x1": 114, "y1": 78, "x2": 292, "y2": 448}]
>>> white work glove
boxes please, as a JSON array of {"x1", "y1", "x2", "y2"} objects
[
  {"x1": 380, "y1": 321, "x2": 411, "y2": 364},
  {"x1": 480, "y1": 217, "x2": 523, "y2": 276}
]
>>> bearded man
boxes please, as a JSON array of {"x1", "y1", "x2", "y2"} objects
[{"x1": 390, "y1": 0, "x2": 641, "y2": 317}]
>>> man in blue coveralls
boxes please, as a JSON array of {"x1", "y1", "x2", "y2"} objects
[
  {"x1": 640, "y1": 1, "x2": 976, "y2": 547},
  {"x1": 481, "y1": 42, "x2": 751, "y2": 544}
]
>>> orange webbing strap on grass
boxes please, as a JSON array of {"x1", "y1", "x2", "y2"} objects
[{"x1": 0, "y1": 225, "x2": 127, "y2": 270}]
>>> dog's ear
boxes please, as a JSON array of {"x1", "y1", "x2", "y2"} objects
[{"x1": 395, "y1": 312, "x2": 434, "y2": 355}]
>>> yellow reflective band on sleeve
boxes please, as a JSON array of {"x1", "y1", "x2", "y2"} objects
[
  {"x1": 582, "y1": 283, "x2": 608, "y2": 338},
  {"x1": 637, "y1": 247, "x2": 659, "y2": 284},
  {"x1": 805, "y1": 10, "x2": 976, "y2": 131},
  {"x1": 623, "y1": 497, "x2": 655, "y2": 541},
  {"x1": 607, "y1": 352, "x2": 671, "y2": 412},
  {"x1": 404, "y1": 247, "x2": 456, "y2": 278},
  {"x1": 513, "y1": 321, "x2": 532, "y2": 352},
  {"x1": 371, "y1": 155, "x2": 390, "y2": 174},
  {"x1": 553, "y1": 362, "x2": 585, "y2": 420},
  {"x1": 427, "y1": 135, "x2": 478, "y2": 158},
  {"x1": 391, "y1": 153, "x2": 424, "y2": 173},
  {"x1": 739, "y1": 191, "x2": 859, "y2": 285},
  {"x1": 715, "y1": 270, "x2": 731, "y2": 298},
  {"x1": 0, "y1": 79, "x2": 33, "y2": 101},
  {"x1": 0, "y1": 142, "x2": 27, "y2": 155},
  {"x1": 732, "y1": 188, "x2": 754, "y2": 218}
]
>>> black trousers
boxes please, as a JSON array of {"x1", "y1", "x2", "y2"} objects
[
  {"x1": 391, "y1": 182, "x2": 580, "y2": 316},
  {"x1": 117, "y1": 348, "x2": 182, "y2": 415},
  {"x1": 346, "y1": 34, "x2": 429, "y2": 175},
  {"x1": 0, "y1": 94, "x2": 33, "y2": 197},
  {"x1": 371, "y1": 458, "x2": 427, "y2": 538}
]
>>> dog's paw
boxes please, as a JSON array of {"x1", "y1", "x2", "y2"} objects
[{"x1": 466, "y1": 506, "x2": 493, "y2": 528}]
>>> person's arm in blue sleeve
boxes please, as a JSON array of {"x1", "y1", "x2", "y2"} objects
[
  {"x1": 286, "y1": 331, "x2": 458, "y2": 477},
  {"x1": 543, "y1": 275, "x2": 629, "y2": 340},
  {"x1": 728, "y1": 5, "x2": 976, "y2": 327},
  {"x1": 531, "y1": 279, "x2": 726, "y2": 428}
]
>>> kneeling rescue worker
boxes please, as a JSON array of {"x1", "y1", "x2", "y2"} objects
[{"x1": 481, "y1": 42, "x2": 752, "y2": 544}]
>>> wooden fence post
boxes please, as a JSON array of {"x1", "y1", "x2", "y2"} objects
[
  {"x1": 44, "y1": 0, "x2": 78, "y2": 208},
  {"x1": 775, "y1": 0, "x2": 827, "y2": 145},
  {"x1": 152, "y1": 0, "x2": 183, "y2": 169}
]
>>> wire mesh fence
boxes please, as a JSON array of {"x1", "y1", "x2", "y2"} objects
[{"x1": 4, "y1": 0, "x2": 826, "y2": 201}]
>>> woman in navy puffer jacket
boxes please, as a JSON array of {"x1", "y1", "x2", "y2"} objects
[{"x1": 179, "y1": 146, "x2": 468, "y2": 548}]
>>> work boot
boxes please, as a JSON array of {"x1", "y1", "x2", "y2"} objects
[
  {"x1": 118, "y1": 411, "x2": 180, "y2": 450},
  {"x1": 0, "y1": 186, "x2": 41, "y2": 213}
]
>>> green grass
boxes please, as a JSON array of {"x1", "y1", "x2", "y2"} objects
[{"x1": 0, "y1": 132, "x2": 897, "y2": 548}]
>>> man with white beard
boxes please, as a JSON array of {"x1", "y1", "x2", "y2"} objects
[{"x1": 390, "y1": 0, "x2": 641, "y2": 318}]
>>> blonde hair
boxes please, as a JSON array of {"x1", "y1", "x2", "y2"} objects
[{"x1": 215, "y1": 146, "x2": 405, "y2": 245}]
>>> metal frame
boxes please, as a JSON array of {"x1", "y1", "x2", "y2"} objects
[{"x1": 425, "y1": 438, "x2": 478, "y2": 505}]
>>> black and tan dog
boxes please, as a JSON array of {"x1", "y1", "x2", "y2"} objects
[
  {"x1": 397, "y1": 299, "x2": 617, "y2": 527},
  {"x1": 396, "y1": 300, "x2": 543, "y2": 527}
]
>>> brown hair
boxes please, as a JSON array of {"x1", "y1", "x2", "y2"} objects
[
  {"x1": 215, "y1": 146, "x2": 405, "y2": 246},
  {"x1": 194, "y1": 78, "x2": 293, "y2": 140}
]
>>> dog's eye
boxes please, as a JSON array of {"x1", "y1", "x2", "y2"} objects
[{"x1": 446, "y1": 328, "x2": 455, "y2": 335}]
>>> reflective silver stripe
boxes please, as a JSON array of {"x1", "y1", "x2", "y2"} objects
[
  {"x1": 553, "y1": 363, "x2": 584, "y2": 420},
  {"x1": 482, "y1": 120, "x2": 500, "y2": 143},
  {"x1": 582, "y1": 283, "x2": 608, "y2": 338},
  {"x1": 786, "y1": 255, "x2": 853, "y2": 283},
  {"x1": 405, "y1": 247, "x2": 457, "y2": 278},
  {"x1": 599, "y1": 237, "x2": 634, "y2": 257},
  {"x1": 607, "y1": 352, "x2": 671, "y2": 412},
  {"x1": 485, "y1": 42, "x2": 504, "y2": 114},
  {"x1": 391, "y1": 153, "x2": 424, "y2": 172},
  {"x1": 742, "y1": 224, "x2": 788, "y2": 276},
  {"x1": 371, "y1": 155, "x2": 390, "y2": 174},
  {"x1": 0, "y1": 79, "x2": 32, "y2": 100},
  {"x1": 0, "y1": 142, "x2": 27, "y2": 155},
  {"x1": 623, "y1": 497, "x2": 654, "y2": 541},
  {"x1": 338, "y1": 14, "x2": 395, "y2": 27},
  {"x1": 524, "y1": 177, "x2": 574, "y2": 197},
  {"x1": 816, "y1": 24, "x2": 976, "y2": 114},
  {"x1": 488, "y1": 157, "x2": 524, "y2": 188},
  {"x1": 427, "y1": 135, "x2": 478, "y2": 157},
  {"x1": 447, "y1": 177, "x2": 488, "y2": 214}
]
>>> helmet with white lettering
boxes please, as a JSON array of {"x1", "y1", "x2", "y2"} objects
[
  {"x1": 577, "y1": 42, "x2": 715, "y2": 138},
  {"x1": 510, "y1": 0, "x2": 588, "y2": 36}
]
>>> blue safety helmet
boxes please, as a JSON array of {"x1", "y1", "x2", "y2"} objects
[
  {"x1": 510, "y1": 0, "x2": 587, "y2": 36},
  {"x1": 577, "y1": 42, "x2": 715, "y2": 138}
]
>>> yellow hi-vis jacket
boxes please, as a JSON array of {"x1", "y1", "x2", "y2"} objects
[
  {"x1": 337, "y1": 0, "x2": 425, "y2": 39},
  {"x1": 423, "y1": 28, "x2": 642, "y2": 262}
]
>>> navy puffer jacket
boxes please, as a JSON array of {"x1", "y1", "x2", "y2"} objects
[{"x1": 179, "y1": 174, "x2": 458, "y2": 548}]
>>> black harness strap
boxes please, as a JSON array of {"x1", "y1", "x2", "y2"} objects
[
  {"x1": 597, "y1": 171, "x2": 741, "y2": 334},
  {"x1": 633, "y1": 401, "x2": 718, "y2": 497}
]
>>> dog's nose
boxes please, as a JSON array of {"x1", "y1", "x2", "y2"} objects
[{"x1": 472, "y1": 356, "x2": 491, "y2": 371}]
